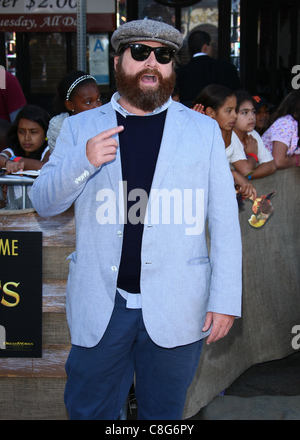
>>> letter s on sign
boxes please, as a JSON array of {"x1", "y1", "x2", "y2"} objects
[{"x1": 1, "y1": 282, "x2": 20, "y2": 307}]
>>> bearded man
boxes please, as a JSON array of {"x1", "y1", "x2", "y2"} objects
[{"x1": 31, "y1": 20, "x2": 242, "y2": 420}]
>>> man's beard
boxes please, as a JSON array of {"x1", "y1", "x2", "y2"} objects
[{"x1": 115, "y1": 62, "x2": 176, "y2": 113}]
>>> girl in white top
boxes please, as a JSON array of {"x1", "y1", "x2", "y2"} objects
[
  {"x1": 233, "y1": 90, "x2": 276, "y2": 179},
  {"x1": 193, "y1": 85, "x2": 257, "y2": 200},
  {"x1": 0, "y1": 104, "x2": 50, "y2": 208},
  {"x1": 0, "y1": 104, "x2": 50, "y2": 173}
]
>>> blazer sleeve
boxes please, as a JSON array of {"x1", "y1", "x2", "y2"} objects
[
  {"x1": 206, "y1": 122, "x2": 243, "y2": 317},
  {"x1": 31, "y1": 115, "x2": 99, "y2": 217}
]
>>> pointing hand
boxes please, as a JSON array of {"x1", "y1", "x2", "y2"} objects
[{"x1": 86, "y1": 126, "x2": 124, "y2": 167}]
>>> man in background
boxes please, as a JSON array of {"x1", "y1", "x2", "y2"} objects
[{"x1": 176, "y1": 30, "x2": 241, "y2": 107}]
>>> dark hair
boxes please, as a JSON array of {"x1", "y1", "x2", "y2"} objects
[
  {"x1": 7, "y1": 105, "x2": 50, "y2": 160},
  {"x1": 235, "y1": 90, "x2": 255, "y2": 112},
  {"x1": 52, "y1": 70, "x2": 97, "y2": 115},
  {"x1": 194, "y1": 84, "x2": 235, "y2": 112},
  {"x1": 188, "y1": 31, "x2": 211, "y2": 56},
  {"x1": 269, "y1": 89, "x2": 300, "y2": 130}
]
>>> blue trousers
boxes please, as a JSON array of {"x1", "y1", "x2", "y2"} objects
[{"x1": 64, "y1": 292, "x2": 203, "y2": 420}]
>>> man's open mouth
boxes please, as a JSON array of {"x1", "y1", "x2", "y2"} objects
[{"x1": 141, "y1": 74, "x2": 158, "y2": 84}]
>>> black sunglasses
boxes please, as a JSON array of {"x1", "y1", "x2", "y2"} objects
[{"x1": 123, "y1": 43, "x2": 176, "y2": 64}]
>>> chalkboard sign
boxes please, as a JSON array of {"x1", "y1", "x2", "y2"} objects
[{"x1": 0, "y1": 232, "x2": 42, "y2": 358}]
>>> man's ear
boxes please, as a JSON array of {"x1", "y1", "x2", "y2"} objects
[
  {"x1": 114, "y1": 56, "x2": 120, "y2": 71},
  {"x1": 202, "y1": 43, "x2": 213, "y2": 57}
]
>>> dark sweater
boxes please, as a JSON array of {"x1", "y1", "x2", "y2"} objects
[{"x1": 116, "y1": 110, "x2": 167, "y2": 293}]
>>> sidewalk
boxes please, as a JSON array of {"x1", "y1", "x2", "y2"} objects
[{"x1": 189, "y1": 351, "x2": 300, "y2": 420}]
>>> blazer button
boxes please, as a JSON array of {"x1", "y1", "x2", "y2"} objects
[{"x1": 111, "y1": 266, "x2": 118, "y2": 273}]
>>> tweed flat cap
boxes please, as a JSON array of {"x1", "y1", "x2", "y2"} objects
[{"x1": 111, "y1": 19, "x2": 183, "y2": 53}]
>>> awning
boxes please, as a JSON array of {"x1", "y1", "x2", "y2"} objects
[{"x1": 0, "y1": 0, "x2": 116, "y2": 33}]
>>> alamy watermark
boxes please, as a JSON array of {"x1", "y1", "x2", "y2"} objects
[
  {"x1": 0, "y1": 66, "x2": 6, "y2": 90},
  {"x1": 291, "y1": 65, "x2": 300, "y2": 90},
  {"x1": 96, "y1": 182, "x2": 205, "y2": 236},
  {"x1": 291, "y1": 325, "x2": 300, "y2": 350},
  {"x1": 0, "y1": 325, "x2": 6, "y2": 350}
]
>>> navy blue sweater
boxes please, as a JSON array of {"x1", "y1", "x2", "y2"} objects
[{"x1": 116, "y1": 110, "x2": 167, "y2": 293}]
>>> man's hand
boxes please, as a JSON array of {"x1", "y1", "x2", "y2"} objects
[
  {"x1": 86, "y1": 126, "x2": 124, "y2": 168},
  {"x1": 202, "y1": 312, "x2": 235, "y2": 345}
]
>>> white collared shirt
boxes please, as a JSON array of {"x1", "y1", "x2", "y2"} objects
[
  {"x1": 193, "y1": 52, "x2": 208, "y2": 58},
  {"x1": 117, "y1": 288, "x2": 142, "y2": 309}
]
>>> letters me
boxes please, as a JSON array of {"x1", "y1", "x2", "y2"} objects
[{"x1": 0, "y1": 239, "x2": 18, "y2": 256}]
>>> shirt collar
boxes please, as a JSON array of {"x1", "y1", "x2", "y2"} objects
[
  {"x1": 193, "y1": 52, "x2": 208, "y2": 57},
  {"x1": 111, "y1": 92, "x2": 172, "y2": 117}
]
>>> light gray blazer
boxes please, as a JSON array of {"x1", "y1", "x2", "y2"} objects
[{"x1": 31, "y1": 100, "x2": 242, "y2": 349}]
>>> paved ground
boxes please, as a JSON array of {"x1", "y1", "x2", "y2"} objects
[
  {"x1": 126, "y1": 351, "x2": 300, "y2": 420},
  {"x1": 189, "y1": 351, "x2": 300, "y2": 420}
]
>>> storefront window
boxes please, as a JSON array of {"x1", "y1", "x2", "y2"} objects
[
  {"x1": 137, "y1": 0, "x2": 218, "y2": 65},
  {"x1": 5, "y1": 32, "x2": 17, "y2": 75},
  {"x1": 29, "y1": 32, "x2": 77, "y2": 94},
  {"x1": 139, "y1": 0, "x2": 175, "y2": 25},
  {"x1": 181, "y1": 0, "x2": 218, "y2": 64},
  {"x1": 117, "y1": 0, "x2": 127, "y2": 26},
  {"x1": 181, "y1": 1, "x2": 218, "y2": 40},
  {"x1": 231, "y1": 0, "x2": 240, "y2": 72}
]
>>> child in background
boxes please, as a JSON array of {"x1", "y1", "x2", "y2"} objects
[
  {"x1": 232, "y1": 90, "x2": 276, "y2": 179},
  {"x1": 47, "y1": 70, "x2": 102, "y2": 154},
  {"x1": 0, "y1": 104, "x2": 50, "y2": 209},
  {"x1": 194, "y1": 85, "x2": 257, "y2": 200},
  {"x1": 262, "y1": 90, "x2": 300, "y2": 170},
  {"x1": 252, "y1": 95, "x2": 271, "y2": 135},
  {"x1": 0, "y1": 104, "x2": 50, "y2": 172}
]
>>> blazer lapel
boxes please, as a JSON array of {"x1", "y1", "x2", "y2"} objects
[
  {"x1": 92, "y1": 103, "x2": 188, "y2": 221},
  {"x1": 151, "y1": 104, "x2": 187, "y2": 193},
  {"x1": 94, "y1": 107, "x2": 124, "y2": 218}
]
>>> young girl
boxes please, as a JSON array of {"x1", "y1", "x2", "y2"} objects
[
  {"x1": 0, "y1": 104, "x2": 50, "y2": 209},
  {"x1": 194, "y1": 85, "x2": 257, "y2": 200},
  {"x1": 232, "y1": 90, "x2": 276, "y2": 178},
  {"x1": 262, "y1": 89, "x2": 300, "y2": 169},
  {"x1": 0, "y1": 104, "x2": 50, "y2": 173},
  {"x1": 47, "y1": 70, "x2": 102, "y2": 154}
]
